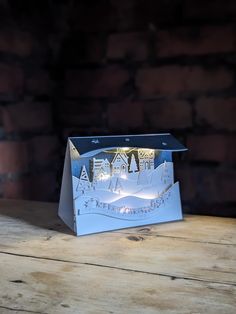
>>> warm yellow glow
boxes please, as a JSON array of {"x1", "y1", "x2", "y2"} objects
[
  {"x1": 140, "y1": 148, "x2": 154, "y2": 153},
  {"x1": 98, "y1": 174, "x2": 110, "y2": 181}
]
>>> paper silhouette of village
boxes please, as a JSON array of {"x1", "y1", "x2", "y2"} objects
[{"x1": 72, "y1": 147, "x2": 179, "y2": 221}]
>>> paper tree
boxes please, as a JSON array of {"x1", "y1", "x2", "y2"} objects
[
  {"x1": 80, "y1": 165, "x2": 89, "y2": 181},
  {"x1": 129, "y1": 154, "x2": 138, "y2": 173},
  {"x1": 58, "y1": 134, "x2": 187, "y2": 236}
]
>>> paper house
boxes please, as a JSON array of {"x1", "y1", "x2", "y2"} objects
[{"x1": 58, "y1": 134, "x2": 187, "y2": 236}]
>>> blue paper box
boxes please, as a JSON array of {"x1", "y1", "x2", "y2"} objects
[{"x1": 58, "y1": 134, "x2": 187, "y2": 236}]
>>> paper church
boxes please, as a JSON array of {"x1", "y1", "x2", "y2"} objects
[{"x1": 58, "y1": 134, "x2": 187, "y2": 236}]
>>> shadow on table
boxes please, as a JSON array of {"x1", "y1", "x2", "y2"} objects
[{"x1": 0, "y1": 199, "x2": 74, "y2": 235}]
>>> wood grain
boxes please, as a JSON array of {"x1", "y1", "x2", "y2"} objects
[
  {"x1": 0, "y1": 199, "x2": 235, "y2": 313},
  {"x1": 1, "y1": 254, "x2": 236, "y2": 314}
]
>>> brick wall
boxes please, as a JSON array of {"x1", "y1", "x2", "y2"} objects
[
  {"x1": 0, "y1": 1, "x2": 60, "y2": 201},
  {"x1": 0, "y1": 1, "x2": 235, "y2": 216}
]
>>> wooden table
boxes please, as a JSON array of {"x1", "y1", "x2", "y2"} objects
[{"x1": 0, "y1": 199, "x2": 235, "y2": 314}]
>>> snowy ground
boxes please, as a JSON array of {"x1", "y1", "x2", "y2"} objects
[
  {"x1": 75, "y1": 180, "x2": 176, "y2": 217},
  {"x1": 74, "y1": 182, "x2": 183, "y2": 235},
  {"x1": 73, "y1": 161, "x2": 174, "y2": 202},
  {"x1": 70, "y1": 161, "x2": 183, "y2": 236},
  {"x1": 72, "y1": 162, "x2": 180, "y2": 223}
]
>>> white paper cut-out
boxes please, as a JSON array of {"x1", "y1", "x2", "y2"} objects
[{"x1": 58, "y1": 134, "x2": 187, "y2": 236}]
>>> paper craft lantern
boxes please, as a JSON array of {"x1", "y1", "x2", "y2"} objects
[{"x1": 58, "y1": 134, "x2": 187, "y2": 236}]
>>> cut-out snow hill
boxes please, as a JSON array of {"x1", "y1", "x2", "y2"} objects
[
  {"x1": 149, "y1": 161, "x2": 174, "y2": 185},
  {"x1": 73, "y1": 188, "x2": 125, "y2": 204},
  {"x1": 110, "y1": 195, "x2": 150, "y2": 208},
  {"x1": 76, "y1": 182, "x2": 182, "y2": 223},
  {"x1": 73, "y1": 161, "x2": 174, "y2": 201},
  {"x1": 133, "y1": 161, "x2": 174, "y2": 198}
]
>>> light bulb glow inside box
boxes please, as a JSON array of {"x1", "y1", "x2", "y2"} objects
[{"x1": 58, "y1": 134, "x2": 187, "y2": 236}]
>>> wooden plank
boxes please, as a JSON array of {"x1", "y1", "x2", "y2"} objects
[
  {"x1": 0, "y1": 199, "x2": 235, "y2": 245},
  {"x1": 1, "y1": 235, "x2": 235, "y2": 286},
  {"x1": 124, "y1": 215, "x2": 236, "y2": 245},
  {"x1": 0, "y1": 200, "x2": 235, "y2": 286},
  {"x1": 0, "y1": 253, "x2": 235, "y2": 314}
]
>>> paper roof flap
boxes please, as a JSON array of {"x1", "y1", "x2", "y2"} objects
[{"x1": 69, "y1": 134, "x2": 187, "y2": 155}]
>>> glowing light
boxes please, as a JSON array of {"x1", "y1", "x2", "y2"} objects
[
  {"x1": 140, "y1": 148, "x2": 154, "y2": 153},
  {"x1": 139, "y1": 194, "x2": 157, "y2": 199},
  {"x1": 98, "y1": 174, "x2": 110, "y2": 181}
]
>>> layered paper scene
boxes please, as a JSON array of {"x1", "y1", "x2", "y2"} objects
[{"x1": 59, "y1": 134, "x2": 187, "y2": 236}]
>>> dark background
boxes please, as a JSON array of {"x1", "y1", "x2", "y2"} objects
[{"x1": 0, "y1": 0, "x2": 235, "y2": 217}]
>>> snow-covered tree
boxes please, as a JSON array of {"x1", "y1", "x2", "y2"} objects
[
  {"x1": 78, "y1": 165, "x2": 91, "y2": 190},
  {"x1": 129, "y1": 154, "x2": 138, "y2": 172},
  {"x1": 80, "y1": 165, "x2": 90, "y2": 181}
]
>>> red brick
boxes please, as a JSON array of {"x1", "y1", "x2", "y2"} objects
[
  {"x1": 0, "y1": 108, "x2": 2, "y2": 125},
  {"x1": 30, "y1": 172, "x2": 58, "y2": 201},
  {"x1": 175, "y1": 164, "x2": 197, "y2": 201},
  {"x1": 62, "y1": 35, "x2": 105, "y2": 64},
  {"x1": 58, "y1": 100, "x2": 101, "y2": 114},
  {"x1": 144, "y1": 100, "x2": 192, "y2": 129},
  {"x1": 196, "y1": 169, "x2": 221, "y2": 203},
  {"x1": 0, "y1": 64, "x2": 23, "y2": 94},
  {"x1": 136, "y1": 66, "x2": 233, "y2": 97},
  {"x1": 132, "y1": 0, "x2": 183, "y2": 29},
  {"x1": 3, "y1": 172, "x2": 58, "y2": 201},
  {"x1": 177, "y1": 165, "x2": 236, "y2": 204},
  {"x1": 0, "y1": 29, "x2": 33, "y2": 57},
  {"x1": 217, "y1": 171, "x2": 236, "y2": 203},
  {"x1": 184, "y1": 0, "x2": 236, "y2": 20},
  {"x1": 2, "y1": 101, "x2": 53, "y2": 133},
  {"x1": 0, "y1": 141, "x2": 29, "y2": 173},
  {"x1": 0, "y1": 181, "x2": 2, "y2": 197},
  {"x1": 59, "y1": 101, "x2": 104, "y2": 127},
  {"x1": 107, "y1": 100, "x2": 143, "y2": 130},
  {"x1": 84, "y1": 37, "x2": 105, "y2": 63},
  {"x1": 187, "y1": 134, "x2": 236, "y2": 163},
  {"x1": 71, "y1": 1, "x2": 115, "y2": 32},
  {"x1": 197, "y1": 169, "x2": 236, "y2": 203},
  {"x1": 26, "y1": 70, "x2": 52, "y2": 95},
  {"x1": 29, "y1": 135, "x2": 59, "y2": 167},
  {"x1": 3, "y1": 178, "x2": 31, "y2": 199},
  {"x1": 195, "y1": 97, "x2": 236, "y2": 131},
  {"x1": 66, "y1": 66, "x2": 130, "y2": 98},
  {"x1": 107, "y1": 32, "x2": 148, "y2": 61},
  {"x1": 62, "y1": 127, "x2": 109, "y2": 140},
  {"x1": 156, "y1": 25, "x2": 236, "y2": 58},
  {"x1": 111, "y1": 0, "x2": 136, "y2": 31},
  {"x1": 111, "y1": 1, "x2": 182, "y2": 31}
]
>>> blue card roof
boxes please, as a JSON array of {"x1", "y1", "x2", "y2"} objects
[{"x1": 69, "y1": 134, "x2": 187, "y2": 155}]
